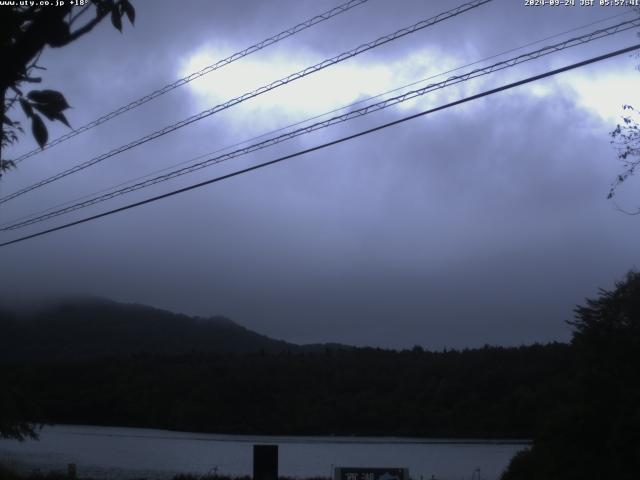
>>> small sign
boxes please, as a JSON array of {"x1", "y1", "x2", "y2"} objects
[{"x1": 335, "y1": 467, "x2": 409, "y2": 480}]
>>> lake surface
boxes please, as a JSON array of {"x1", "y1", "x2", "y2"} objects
[{"x1": 0, "y1": 425, "x2": 528, "y2": 480}]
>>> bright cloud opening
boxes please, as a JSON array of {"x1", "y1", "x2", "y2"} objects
[
  {"x1": 179, "y1": 44, "x2": 465, "y2": 125},
  {"x1": 561, "y1": 72, "x2": 640, "y2": 122},
  {"x1": 179, "y1": 42, "x2": 640, "y2": 133},
  {"x1": 526, "y1": 71, "x2": 640, "y2": 122}
]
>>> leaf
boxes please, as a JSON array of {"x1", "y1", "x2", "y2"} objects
[
  {"x1": 53, "y1": 111, "x2": 71, "y2": 128},
  {"x1": 121, "y1": 0, "x2": 135, "y2": 25},
  {"x1": 31, "y1": 102, "x2": 57, "y2": 121},
  {"x1": 0, "y1": 159, "x2": 16, "y2": 172},
  {"x1": 31, "y1": 103, "x2": 71, "y2": 128},
  {"x1": 111, "y1": 8, "x2": 122, "y2": 32},
  {"x1": 20, "y1": 98, "x2": 33, "y2": 118},
  {"x1": 3, "y1": 115, "x2": 15, "y2": 127},
  {"x1": 27, "y1": 90, "x2": 70, "y2": 111},
  {"x1": 31, "y1": 114, "x2": 48, "y2": 148}
]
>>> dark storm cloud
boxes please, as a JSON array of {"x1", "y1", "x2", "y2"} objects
[{"x1": 1, "y1": 0, "x2": 639, "y2": 349}]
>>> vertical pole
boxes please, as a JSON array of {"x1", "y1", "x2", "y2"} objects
[
  {"x1": 253, "y1": 444, "x2": 278, "y2": 480},
  {"x1": 67, "y1": 463, "x2": 77, "y2": 480}
]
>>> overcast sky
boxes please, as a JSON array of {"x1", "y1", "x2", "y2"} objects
[{"x1": 1, "y1": 0, "x2": 640, "y2": 349}]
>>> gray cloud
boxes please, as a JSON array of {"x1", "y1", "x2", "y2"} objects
[{"x1": 1, "y1": 0, "x2": 639, "y2": 349}]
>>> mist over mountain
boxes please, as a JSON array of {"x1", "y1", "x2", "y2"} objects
[{"x1": 0, "y1": 297, "x2": 342, "y2": 362}]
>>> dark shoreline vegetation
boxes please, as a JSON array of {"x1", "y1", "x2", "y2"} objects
[
  {"x1": 1, "y1": 271, "x2": 639, "y2": 479},
  {"x1": 2, "y1": 343, "x2": 571, "y2": 438},
  {"x1": 0, "y1": 297, "x2": 571, "y2": 438},
  {"x1": 0, "y1": 465, "x2": 327, "y2": 480},
  {"x1": 1, "y1": 343, "x2": 572, "y2": 438},
  {"x1": 0, "y1": 344, "x2": 573, "y2": 439}
]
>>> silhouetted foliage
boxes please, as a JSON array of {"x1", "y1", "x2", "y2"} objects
[
  {"x1": 607, "y1": 19, "x2": 640, "y2": 213},
  {"x1": 0, "y1": 466, "x2": 321, "y2": 480},
  {"x1": 0, "y1": 307, "x2": 41, "y2": 441},
  {"x1": 502, "y1": 270, "x2": 640, "y2": 480},
  {"x1": 0, "y1": 386, "x2": 39, "y2": 441},
  {"x1": 609, "y1": 105, "x2": 640, "y2": 213},
  {"x1": 0, "y1": 0, "x2": 135, "y2": 174},
  {"x1": 0, "y1": 2, "x2": 135, "y2": 437},
  {"x1": 1, "y1": 310, "x2": 572, "y2": 439},
  {"x1": 8, "y1": 284, "x2": 639, "y2": 462}
]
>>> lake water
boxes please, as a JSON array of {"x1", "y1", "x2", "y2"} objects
[{"x1": 0, "y1": 425, "x2": 528, "y2": 480}]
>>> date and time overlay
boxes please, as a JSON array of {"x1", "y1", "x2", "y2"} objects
[
  {"x1": 525, "y1": 0, "x2": 639, "y2": 6},
  {"x1": 0, "y1": 0, "x2": 639, "y2": 8}
]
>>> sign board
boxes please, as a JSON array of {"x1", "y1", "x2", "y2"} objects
[{"x1": 334, "y1": 467, "x2": 409, "y2": 480}]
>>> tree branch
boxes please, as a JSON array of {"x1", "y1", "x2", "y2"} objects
[
  {"x1": 62, "y1": 9, "x2": 110, "y2": 45},
  {"x1": 611, "y1": 198, "x2": 640, "y2": 216},
  {"x1": 69, "y1": 4, "x2": 92, "y2": 27}
]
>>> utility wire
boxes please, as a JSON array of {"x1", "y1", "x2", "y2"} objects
[
  {"x1": 2, "y1": 6, "x2": 635, "y2": 229},
  {"x1": 10, "y1": 0, "x2": 371, "y2": 164},
  {"x1": 0, "y1": 0, "x2": 493, "y2": 206},
  {"x1": 5, "y1": 9, "x2": 633, "y2": 230},
  {"x1": 3, "y1": 17, "x2": 638, "y2": 232},
  {"x1": 2, "y1": 43, "x2": 639, "y2": 249}
]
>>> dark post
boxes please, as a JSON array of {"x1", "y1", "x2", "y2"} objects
[{"x1": 253, "y1": 444, "x2": 278, "y2": 480}]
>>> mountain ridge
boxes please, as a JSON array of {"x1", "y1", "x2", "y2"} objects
[{"x1": 0, "y1": 297, "x2": 349, "y2": 362}]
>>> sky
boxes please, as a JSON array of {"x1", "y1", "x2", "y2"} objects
[{"x1": 1, "y1": 0, "x2": 640, "y2": 349}]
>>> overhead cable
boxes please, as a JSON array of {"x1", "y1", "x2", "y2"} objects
[
  {"x1": 2, "y1": 43, "x2": 639, "y2": 248},
  {"x1": 0, "y1": 0, "x2": 493, "y2": 205},
  {"x1": 5, "y1": 9, "x2": 634, "y2": 230},
  {"x1": 10, "y1": 0, "x2": 371, "y2": 164},
  {"x1": 3, "y1": 17, "x2": 638, "y2": 232}
]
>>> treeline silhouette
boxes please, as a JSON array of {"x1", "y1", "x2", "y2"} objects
[
  {"x1": 501, "y1": 271, "x2": 640, "y2": 480},
  {"x1": 3, "y1": 271, "x2": 639, "y2": 478},
  {"x1": 3, "y1": 342, "x2": 571, "y2": 438}
]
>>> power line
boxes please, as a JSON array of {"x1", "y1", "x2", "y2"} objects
[
  {"x1": 10, "y1": 0, "x2": 371, "y2": 164},
  {"x1": 3, "y1": 16, "x2": 638, "y2": 232},
  {"x1": 0, "y1": 0, "x2": 493, "y2": 206},
  {"x1": 2, "y1": 43, "x2": 638, "y2": 249},
  {"x1": 5, "y1": 9, "x2": 633, "y2": 230}
]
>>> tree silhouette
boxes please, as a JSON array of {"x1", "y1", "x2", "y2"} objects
[
  {"x1": 502, "y1": 270, "x2": 640, "y2": 480},
  {"x1": 609, "y1": 105, "x2": 640, "y2": 214},
  {"x1": 568, "y1": 270, "x2": 640, "y2": 477},
  {"x1": 0, "y1": 0, "x2": 135, "y2": 176},
  {"x1": 0, "y1": 386, "x2": 40, "y2": 441},
  {"x1": 0, "y1": 1, "x2": 135, "y2": 440},
  {"x1": 607, "y1": 13, "x2": 640, "y2": 213}
]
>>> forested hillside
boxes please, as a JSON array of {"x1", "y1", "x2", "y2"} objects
[
  {"x1": 0, "y1": 298, "x2": 313, "y2": 361},
  {"x1": 3, "y1": 343, "x2": 571, "y2": 439}
]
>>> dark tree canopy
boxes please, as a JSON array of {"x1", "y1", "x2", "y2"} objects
[
  {"x1": 0, "y1": 299, "x2": 573, "y2": 440},
  {"x1": 571, "y1": 270, "x2": 640, "y2": 354},
  {"x1": 502, "y1": 271, "x2": 640, "y2": 480},
  {"x1": 0, "y1": 0, "x2": 135, "y2": 175},
  {"x1": 0, "y1": 386, "x2": 40, "y2": 441}
]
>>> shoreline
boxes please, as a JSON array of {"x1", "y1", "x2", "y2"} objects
[{"x1": 27, "y1": 425, "x2": 532, "y2": 446}]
